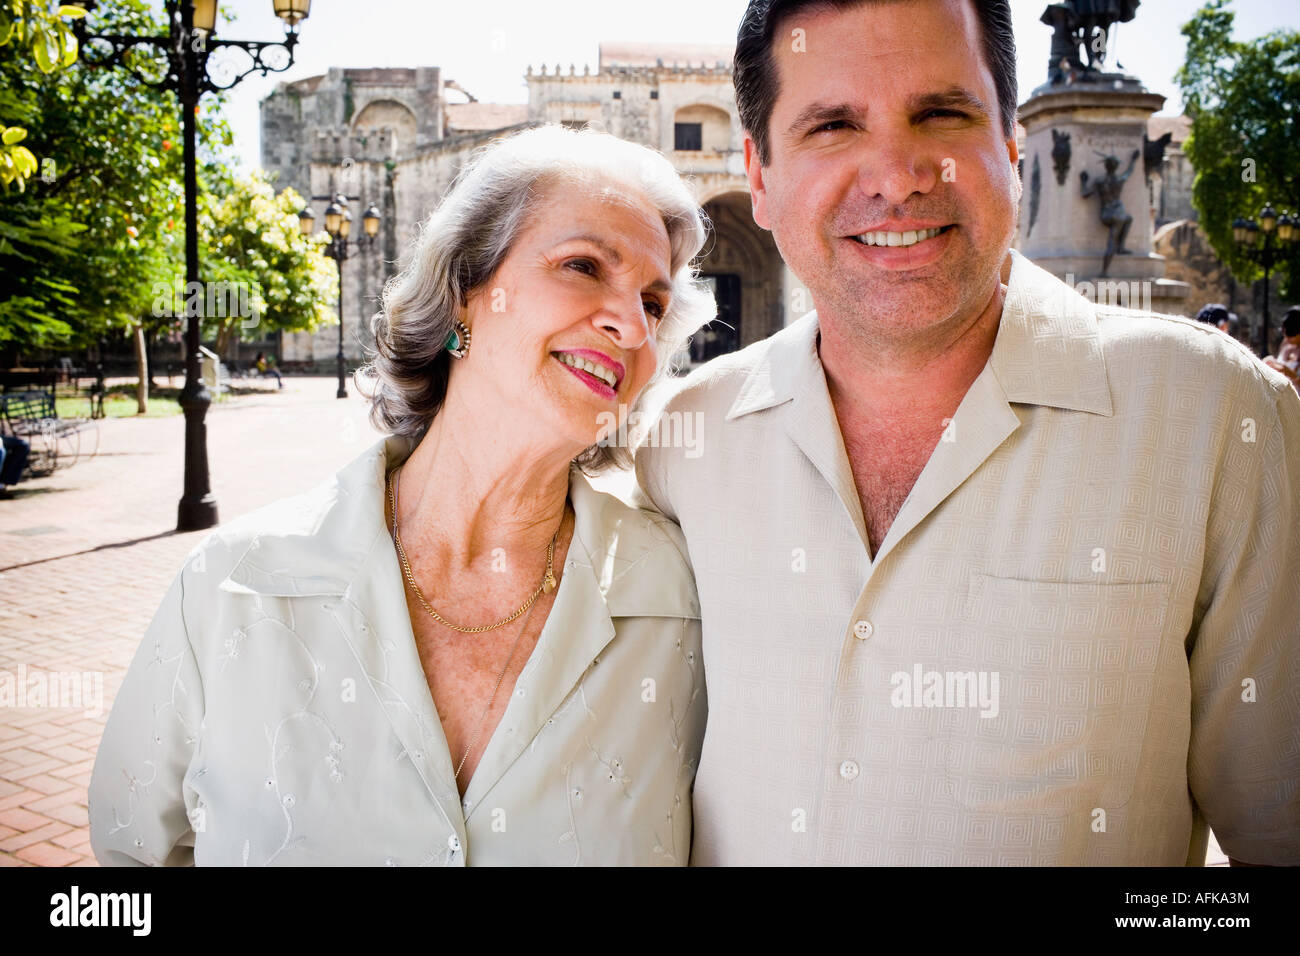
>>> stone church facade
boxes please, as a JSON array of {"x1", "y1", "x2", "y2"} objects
[{"x1": 259, "y1": 43, "x2": 803, "y2": 372}]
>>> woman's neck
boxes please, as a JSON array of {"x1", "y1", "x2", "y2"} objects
[{"x1": 392, "y1": 395, "x2": 574, "y2": 575}]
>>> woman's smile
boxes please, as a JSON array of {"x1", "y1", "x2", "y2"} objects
[{"x1": 552, "y1": 348, "x2": 625, "y2": 399}]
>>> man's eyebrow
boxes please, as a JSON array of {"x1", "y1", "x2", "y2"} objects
[
  {"x1": 558, "y1": 233, "x2": 672, "y2": 297},
  {"x1": 786, "y1": 87, "x2": 992, "y2": 136},
  {"x1": 906, "y1": 86, "x2": 993, "y2": 119},
  {"x1": 786, "y1": 102, "x2": 864, "y2": 136}
]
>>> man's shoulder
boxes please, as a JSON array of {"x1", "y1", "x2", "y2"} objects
[
  {"x1": 657, "y1": 312, "x2": 817, "y2": 415},
  {"x1": 1091, "y1": 303, "x2": 1292, "y2": 405}
]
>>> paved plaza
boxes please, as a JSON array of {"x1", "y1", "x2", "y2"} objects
[
  {"x1": 0, "y1": 375, "x2": 1229, "y2": 866},
  {"x1": 0, "y1": 376, "x2": 383, "y2": 866}
]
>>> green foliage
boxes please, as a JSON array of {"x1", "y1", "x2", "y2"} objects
[
  {"x1": 1177, "y1": 0, "x2": 1300, "y2": 300},
  {"x1": 0, "y1": 0, "x2": 85, "y2": 190},
  {"x1": 195, "y1": 171, "x2": 338, "y2": 350},
  {"x1": 0, "y1": 0, "x2": 188, "y2": 352},
  {"x1": 0, "y1": 0, "x2": 334, "y2": 360}
]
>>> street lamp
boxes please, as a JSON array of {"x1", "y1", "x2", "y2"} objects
[
  {"x1": 69, "y1": 1, "x2": 312, "y2": 532},
  {"x1": 1233, "y1": 202, "x2": 1299, "y2": 358},
  {"x1": 300, "y1": 192, "x2": 381, "y2": 399}
]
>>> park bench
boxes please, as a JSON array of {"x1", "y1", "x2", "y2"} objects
[{"x1": 0, "y1": 383, "x2": 100, "y2": 478}]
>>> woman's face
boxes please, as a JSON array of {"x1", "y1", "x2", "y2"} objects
[{"x1": 457, "y1": 177, "x2": 674, "y2": 453}]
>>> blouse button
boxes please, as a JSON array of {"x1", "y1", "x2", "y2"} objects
[
  {"x1": 447, "y1": 835, "x2": 461, "y2": 852},
  {"x1": 282, "y1": 794, "x2": 296, "y2": 808}
]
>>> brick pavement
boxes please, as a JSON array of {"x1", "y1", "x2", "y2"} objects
[
  {"x1": 0, "y1": 375, "x2": 1231, "y2": 867},
  {"x1": 0, "y1": 376, "x2": 383, "y2": 866}
]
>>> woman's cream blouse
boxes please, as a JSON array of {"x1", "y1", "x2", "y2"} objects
[{"x1": 89, "y1": 435, "x2": 705, "y2": 866}]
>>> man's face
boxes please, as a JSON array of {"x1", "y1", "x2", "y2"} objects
[{"x1": 745, "y1": 0, "x2": 1020, "y2": 338}]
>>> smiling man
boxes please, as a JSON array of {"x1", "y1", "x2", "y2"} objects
[{"x1": 636, "y1": 0, "x2": 1300, "y2": 865}]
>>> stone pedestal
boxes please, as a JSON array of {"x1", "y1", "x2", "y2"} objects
[{"x1": 1018, "y1": 77, "x2": 1190, "y2": 316}]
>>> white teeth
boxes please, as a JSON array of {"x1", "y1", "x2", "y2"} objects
[
  {"x1": 556, "y1": 352, "x2": 616, "y2": 388},
  {"x1": 854, "y1": 227, "x2": 944, "y2": 247}
]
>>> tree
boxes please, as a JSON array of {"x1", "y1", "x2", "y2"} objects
[
  {"x1": 1, "y1": 0, "x2": 336, "y2": 403},
  {"x1": 0, "y1": 0, "x2": 84, "y2": 191},
  {"x1": 184, "y1": 170, "x2": 337, "y2": 361},
  {"x1": 0, "y1": 0, "x2": 238, "y2": 371},
  {"x1": 1176, "y1": 0, "x2": 1300, "y2": 301},
  {"x1": 0, "y1": 0, "x2": 191, "y2": 360}
]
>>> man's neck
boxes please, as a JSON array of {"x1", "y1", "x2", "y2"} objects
[
  {"x1": 818, "y1": 280, "x2": 1006, "y2": 425},
  {"x1": 816, "y1": 280, "x2": 1007, "y2": 557}
]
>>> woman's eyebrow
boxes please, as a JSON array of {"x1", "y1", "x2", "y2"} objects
[
  {"x1": 558, "y1": 233, "x2": 672, "y2": 296},
  {"x1": 559, "y1": 233, "x2": 625, "y2": 265}
]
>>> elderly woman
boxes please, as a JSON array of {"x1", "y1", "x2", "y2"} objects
[{"x1": 88, "y1": 125, "x2": 715, "y2": 866}]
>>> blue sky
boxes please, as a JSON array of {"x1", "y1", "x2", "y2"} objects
[{"x1": 133, "y1": 0, "x2": 1300, "y2": 172}]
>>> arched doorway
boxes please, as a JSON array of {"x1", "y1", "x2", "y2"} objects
[{"x1": 690, "y1": 191, "x2": 785, "y2": 368}]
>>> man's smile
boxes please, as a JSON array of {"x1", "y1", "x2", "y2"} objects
[{"x1": 842, "y1": 224, "x2": 957, "y2": 270}]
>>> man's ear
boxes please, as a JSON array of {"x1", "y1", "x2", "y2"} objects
[
  {"x1": 743, "y1": 134, "x2": 772, "y2": 230},
  {"x1": 1005, "y1": 126, "x2": 1022, "y2": 203}
]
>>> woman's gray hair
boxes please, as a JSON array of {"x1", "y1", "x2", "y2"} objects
[{"x1": 355, "y1": 123, "x2": 716, "y2": 473}]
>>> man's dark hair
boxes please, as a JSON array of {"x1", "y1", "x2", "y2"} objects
[
  {"x1": 1283, "y1": 306, "x2": 1300, "y2": 339},
  {"x1": 734, "y1": 0, "x2": 1018, "y2": 167}
]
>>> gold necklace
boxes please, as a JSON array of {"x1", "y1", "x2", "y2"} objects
[{"x1": 388, "y1": 465, "x2": 561, "y2": 634}]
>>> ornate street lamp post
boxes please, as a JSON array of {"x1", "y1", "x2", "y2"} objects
[
  {"x1": 1232, "y1": 204, "x2": 1297, "y2": 358},
  {"x1": 68, "y1": 0, "x2": 312, "y2": 532},
  {"x1": 298, "y1": 194, "x2": 381, "y2": 398}
]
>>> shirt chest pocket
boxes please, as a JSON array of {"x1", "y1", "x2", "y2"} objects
[{"x1": 936, "y1": 574, "x2": 1173, "y2": 814}]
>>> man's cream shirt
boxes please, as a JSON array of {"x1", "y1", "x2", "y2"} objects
[{"x1": 637, "y1": 250, "x2": 1300, "y2": 866}]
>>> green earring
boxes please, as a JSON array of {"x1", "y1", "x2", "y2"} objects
[{"x1": 446, "y1": 319, "x2": 471, "y2": 359}]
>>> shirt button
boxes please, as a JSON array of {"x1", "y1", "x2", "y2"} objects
[
  {"x1": 447, "y1": 835, "x2": 461, "y2": 852},
  {"x1": 852, "y1": 619, "x2": 873, "y2": 640},
  {"x1": 840, "y1": 760, "x2": 860, "y2": 781}
]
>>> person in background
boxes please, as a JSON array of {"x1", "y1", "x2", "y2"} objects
[
  {"x1": 254, "y1": 351, "x2": 283, "y2": 389},
  {"x1": 1216, "y1": 311, "x2": 1239, "y2": 341},
  {"x1": 0, "y1": 434, "x2": 31, "y2": 498},
  {"x1": 1264, "y1": 307, "x2": 1300, "y2": 389},
  {"x1": 1195, "y1": 303, "x2": 1228, "y2": 326}
]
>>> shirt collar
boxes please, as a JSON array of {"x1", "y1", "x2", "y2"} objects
[
  {"x1": 219, "y1": 433, "x2": 698, "y2": 618},
  {"x1": 726, "y1": 248, "x2": 1114, "y2": 421},
  {"x1": 990, "y1": 249, "x2": 1114, "y2": 416}
]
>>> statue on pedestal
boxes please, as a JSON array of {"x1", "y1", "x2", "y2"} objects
[
  {"x1": 1041, "y1": 0, "x2": 1141, "y2": 83},
  {"x1": 1081, "y1": 149, "x2": 1141, "y2": 275}
]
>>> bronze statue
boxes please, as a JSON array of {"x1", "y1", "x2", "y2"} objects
[
  {"x1": 1051, "y1": 129, "x2": 1072, "y2": 185},
  {"x1": 1041, "y1": 0, "x2": 1141, "y2": 82},
  {"x1": 1081, "y1": 149, "x2": 1140, "y2": 276}
]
